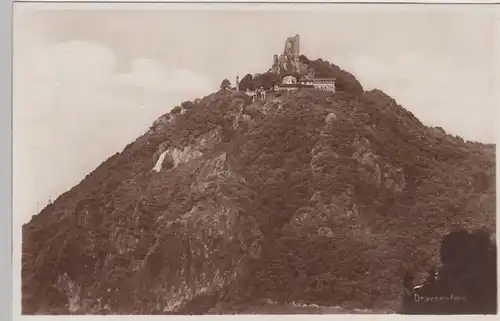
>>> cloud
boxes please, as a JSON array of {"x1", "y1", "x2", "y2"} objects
[
  {"x1": 113, "y1": 57, "x2": 214, "y2": 94},
  {"x1": 17, "y1": 40, "x2": 116, "y2": 89},
  {"x1": 14, "y1": 39, "x2": 214, "y2": 223}
]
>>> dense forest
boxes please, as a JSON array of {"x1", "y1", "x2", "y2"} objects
[{"x1": 22, "y1": 54, "x2": 496, "y2": 315}]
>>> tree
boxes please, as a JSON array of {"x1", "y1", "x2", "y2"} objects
[
  {"x1": 181, "y1": 101, "x2": 196, "y2": 110},
  {"x1": 220, "y1": 79, "x2": 231, "y2": 90},
  {"x1": 401, "y1": 228, "x2": 497, "y2": 314},
  {"x1": 261, "y1": 73, "x2": 272, "y2": 90},
  {"x1": 171, "y1": 106, "x2": 182, "y2": 114},
  {"x1": 239, "y1": 74, "x2": 254, "y2": 92},
  {"x1": 252, "y1": 74, "x2": 263, "y2": 89},
  {"x1": 299, "y1": 54, "x2": 310, "y2": 65},
  {"x1": 259, "y1": 72, "x2": 279, "y2": 90}
]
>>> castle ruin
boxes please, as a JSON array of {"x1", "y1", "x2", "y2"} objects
[
  {"x1": 271, "y1": 34, "x2": 302, "y2": 74},
  {"x1": 236, "y1": 35, "x2": 335, "y2": 96},
  {"x1": 284, "y1": 34, "x2": 300, "y2": 61}
]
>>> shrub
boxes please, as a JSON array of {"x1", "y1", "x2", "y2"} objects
[
  {"x1": 239, "y1": 74, "x2": 254, "y2": 92},
  {"x1": 170, "y1": 106, "x2": 181, "y2": 115},
  {"x1": 220, "y1": 79, "x2": 232, "y2": 90}
]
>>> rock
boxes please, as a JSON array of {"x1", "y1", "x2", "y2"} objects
[{"x1": 325, "y1": 112, "x2": 337, "y2": 123}]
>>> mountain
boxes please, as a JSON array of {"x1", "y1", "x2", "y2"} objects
[{"x1": 21, "y1": 36, "x2": 496, "y2": 315}]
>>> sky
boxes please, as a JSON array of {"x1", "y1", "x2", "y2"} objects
[{"x1": 13, "y1": 3, "x2": 498, "y2": 225}]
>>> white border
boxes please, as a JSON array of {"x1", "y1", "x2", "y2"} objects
[{"x1": 9, "y1": 2, "x2": 500, "y2": 321}]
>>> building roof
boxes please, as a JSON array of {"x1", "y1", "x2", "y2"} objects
[{"x1": 276, "y1": 83, "x2": 314, "y2": 88}]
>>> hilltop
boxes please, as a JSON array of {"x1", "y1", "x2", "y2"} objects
[{"x1": 21, "y1": 37, "x2": 496, "y2": 315}]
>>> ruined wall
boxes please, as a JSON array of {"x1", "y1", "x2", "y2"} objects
[
  {"x1": 293, "y1": 34, "x2": 300, "y2": 60},
  {"x1": 270, "y1": 34, "x2": 303, "y2": 75},
  {"x1": 284, "y1": 34, "x2": 300, "y2": 60}
]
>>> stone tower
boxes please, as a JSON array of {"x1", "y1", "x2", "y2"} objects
[
  {"x1": 284, "y1": 34, "x2": 300, "y2": 61},
  {"x1": 293, "y1": 34, "x2": 300, "y2": 60},
  {"x1": 235, "y1": 74, "x2": 239, "y2": 91},
  {"x1": 269, "y1": 34, "x2": 302, "y2": 75}
]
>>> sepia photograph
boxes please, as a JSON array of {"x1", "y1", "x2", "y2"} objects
[{"x1": 13, "y1": 2, "x2": 497, "y2": 316}]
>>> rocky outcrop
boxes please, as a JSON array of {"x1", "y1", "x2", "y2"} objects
[{"x1": 151, "y1": 127, "x2": 224, "y2": 172}]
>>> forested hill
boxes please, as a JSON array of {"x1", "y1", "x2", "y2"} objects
[{"x1": 22, "y1": 53, "x2": 495, "y2": 315}]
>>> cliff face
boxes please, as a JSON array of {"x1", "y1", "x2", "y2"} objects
[{"x1": 21, "y1": 54, "x2": 495, "y2": 314}]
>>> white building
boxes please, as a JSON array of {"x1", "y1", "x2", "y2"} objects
[
  {"x1": 281, "y1": 75, "x2": 298, "y2": 85},
  {"x1": 299, "y1": 78, "x2": 313, "y2": 86},
  {"x1": 311, "y1": 78, "x2": 336, "y2": 92}
]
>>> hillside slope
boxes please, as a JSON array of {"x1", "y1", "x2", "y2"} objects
[{"x1": 21, "y1": 59, "x2": 495, "y2": 314}]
